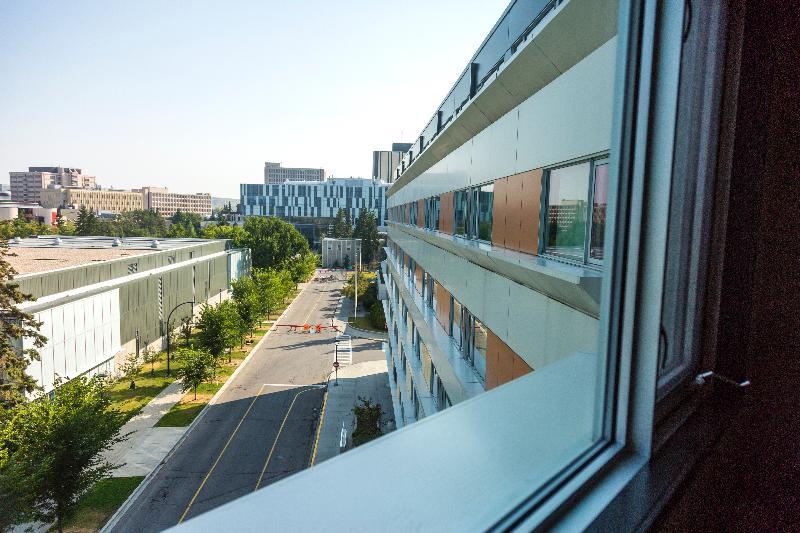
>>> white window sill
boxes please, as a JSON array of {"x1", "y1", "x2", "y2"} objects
[{"x1": 171, "y1": 351, "x2": 599, "y2": 532}]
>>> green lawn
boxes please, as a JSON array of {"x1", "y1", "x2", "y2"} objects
[
  {"x1": 58, "y1": 476, "x2": 144, "y2": 532},
  {"x1": 107, "y1": 350, "x2": 184, "y2": 422},
  {"x1": 348, "y1": 316, "x2": 386, "y2": 333}
]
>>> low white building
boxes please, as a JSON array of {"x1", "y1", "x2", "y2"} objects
[{"x1": 321, "y1": 238, "x2": 361, "y2": 269}]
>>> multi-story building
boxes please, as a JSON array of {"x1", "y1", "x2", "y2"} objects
[
  {"x1": 40, "y1": 187, "x2": 144, "y2": 213},
  {"x1": 264, "y1": 161, "x2": 325, "y2": 184},
  {"x1": 9, "y1": 166, "x2": 97, "y2": 203},
  {"x1": 138, "y1": 187, "x2": 213, "y2": 218},
  {"x1": 9, "y1": 236, "x2": 250, "y2": 394},
  {"x1": 382, "y1": 1, "x2": 616, "y2": 426},
  {"x1": 142, "y1": 1, "x2": 800, "y2": 531},
  {"x1": 240, "y1": 177, "x2": 389, "y2": 225},
  {"x1": 372, "y1": 143, "x2": 412, "y2": 183}
]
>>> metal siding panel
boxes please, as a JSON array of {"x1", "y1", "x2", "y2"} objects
[{"x1": 492, "y1": 177, "x2": 508, "y2": 247}]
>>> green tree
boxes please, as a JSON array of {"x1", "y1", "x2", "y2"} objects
[
  {"x1": 353, "y1": 209, "x2": 380, "y2": 264},
  {"x1": 242, "y1": 216, "x2": 310, "y2": 269},
  {"x1": 331, "y1": 208, "x2": 353, "y2": 238},
  {"x1": 218, "y1": 299, "x2": 243, "y2": 360},
  {"x1": 0, "y1": 376, "x2": 125, "y2": 532},
  {"x1": 196, "y1": 304, "x2": 228, "y2": 359},
  {"x1": 288, "y1": 252, "x2": 318, "y2": 286},
  {"x1": 180, "y1": 316, "x2": 194, "y2": 346},
  {"x1": 75, "y1": 206, "x2": 97, "y2": 236},
  {"x1": 0, "y1": 238, "x2": 47, "y2": 407},
  {"x1": 119, "y1": 350, "x2": 142, "y2": 389},
  {"x1": 117, "y1": 209, "x2": 167, "y2": 237},
  {"x1": 141, "y1": 343, "x2": 159, "y2": 376},
  {"x1": 201, "y1": 224, "x2": 248, "y2": 248},
  {"x1": 231, "y1": 277, "x2": 259, "y2": 342},
  {"x1": 176, "y1": 349, "x2": 213, "y2": 400},
  {"x1": 55, "y1": 215, "x2": 76, "y2": 236},
  {"x1": 253, "y1": 269, "x2": 285, "y2": 321}
]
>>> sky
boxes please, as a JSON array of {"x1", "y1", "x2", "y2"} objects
[{"x1": 0, "y1": 0, "x2": 509, "y2": 198}]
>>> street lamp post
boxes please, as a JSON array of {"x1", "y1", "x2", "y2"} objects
[
  {"x1": 165, "y1": 300, "x2": 195, "y2": 376},
  {"x1": 353, "y1": 243, "x2": 361, "y2": 321}
]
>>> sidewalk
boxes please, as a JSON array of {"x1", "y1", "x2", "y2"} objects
[
  {"x1": 339, "y1": 295, "x2": 389, "y2": 341},
  {"x1": 103, "y1": 380, "x2": 187, "y2": 477},
  {"x1": 313, "y1": 296, "x2": 395, "y2": 464}
]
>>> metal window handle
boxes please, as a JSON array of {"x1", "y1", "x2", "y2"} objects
[{"x1": 694, "y1": 371, "x2": 751, "y2": 388}]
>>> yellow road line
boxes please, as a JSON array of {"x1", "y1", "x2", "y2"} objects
[
  {"x1": 309, "y1": 387, "x2": 328, "y2": 466},
  {"x1": 178, "y1": 383, "x2": 267, "y2": 524},
  {"x1": 255, "y1": 388, "x2": 312, "y2": 490},
  {"x1": 301, "y1": 289, "x2": 326, "y2": 325}
]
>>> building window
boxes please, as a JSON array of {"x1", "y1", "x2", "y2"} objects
[
  {"x1": 542, "y1": 157, "x2": 608, "y2": 264},
  {"x1": 476, "y1": 183, "x2": 493, "y2": 241},
  {"x1": 453, "y1": 190, "x2": 468, "y2": 235},
  {"x1": 425, "y1": 195, "x2": 440, "y2": 231}
]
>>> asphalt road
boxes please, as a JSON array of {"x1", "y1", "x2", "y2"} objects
[{"x1": 110, "y1": 272, "x2": 346, "y2": 533}]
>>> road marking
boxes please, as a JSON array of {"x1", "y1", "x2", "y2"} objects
[
  {"x1": 178, "y1": 383, "x2": 267, "y2": 524},
  {"x1": 262, "y1": 383, "x2": 325, "y2": 389},
  {"x1": 255, "y1": 387, "x2": 314, "y2": 490},
  {"x1": 309, "y1": 387, "x2": 328, "y2": 466},
  {"x1": 301, "y1": 289, "x2": 327, "y2": 325}
]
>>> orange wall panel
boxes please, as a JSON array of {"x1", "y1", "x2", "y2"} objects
[
  {"x1": 417, "y1": 200, "x2": 425, "y2": 227},
  {"x1": 415, "y1": 264, "x2": 423, "y2": 293},
  {"x1": 439, "y1": 192, "x2": 454, "y2": 234},
  {"x1": 505, "y1": 174, "x2": 524, "y2": 251},
  {"x1": 486, "y1": 330, "x2": 531, "y2": 390},
  {"x1": 520, "y1": 169, "x2": 542, "y2": 255}
]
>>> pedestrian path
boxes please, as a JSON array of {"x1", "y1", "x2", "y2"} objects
[
  {"x1": 103, "y1": 380, "x2": 188, "y2": 477},
  {"x1": 335, "y1": 335, "x2": 353, "y2": 366},
  {"x1": 312, "y1": 337, "x2": 395, "y2": 465}
]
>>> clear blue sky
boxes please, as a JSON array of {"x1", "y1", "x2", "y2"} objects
[{"x1": 0, "y1": 0, "x2": 508, "y2": 197}]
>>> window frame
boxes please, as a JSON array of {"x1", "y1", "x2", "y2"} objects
[{"x1": 539, "y1": 155, "x2": 609, "y2": 267}]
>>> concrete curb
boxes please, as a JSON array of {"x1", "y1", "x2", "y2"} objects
[
  {"x1": 101, "y1": 280, "x2": 312, "y2": 533},
  {"x1": 344, "y1": 324, "x2": 389, "y2": 341}
]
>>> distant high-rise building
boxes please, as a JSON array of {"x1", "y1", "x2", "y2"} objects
[
  {"x1": 264, "y1": 162, "x2": 325, "y2": 184},
  {"x1": 241, "y1": 178, "x2": 388, "y2": 225},
  {"x1": 9, "y1": 166, "x2": 97, "y2": 203},
  {"x1": 372, "y1": 143, "x2": 412, "y2": 183}
]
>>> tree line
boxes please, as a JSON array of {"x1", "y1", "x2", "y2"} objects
[{"x1": 329, "y1": 207, "x2": 382, "y2": 265}]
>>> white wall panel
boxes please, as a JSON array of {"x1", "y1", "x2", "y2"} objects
[
  {"x1": 30, "y1": 289, "x2": 121, "y2": 393},
  {"x1": 389, "y1": 37, "x2": 617, "y2": 207}
]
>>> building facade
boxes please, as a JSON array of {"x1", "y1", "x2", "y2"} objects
[
  {"x1": 138, "y1": 187, "x2": 213, "y2": 217},
  {"x1": 382, "y1": 2, "x2": 615, "y2": 426},
  {"x1": 9, "y1": 166, "x2": 97, "y2": 203},
  {"x1": 264, "y1": 162, "x2": 325, "y2": 184},
  {"x1": 40, "y1": 187, "x2": 145, "y2": 213},
  {"x1": 321, "y1": 238, "x2": 361, "y2": 268},
  {"x1": 240, "y1": 178, "x2": 389, "y2": 225},
  {"x1": 11, "y1": 236, "x2": 250, "y2": 394},
  {"x1": 372, "y1": 143, "x2": 412, "y2": 183}
]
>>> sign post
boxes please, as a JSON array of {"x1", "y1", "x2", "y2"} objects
[{"x1": 333, "y1": 343, "x2": 339, "y2": 386}]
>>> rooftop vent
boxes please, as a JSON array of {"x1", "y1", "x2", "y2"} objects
[
  {"x1": 52, "y1": 237, "x2": 62, "y2": 246},
  {"x1": 112, "y1": 238, "x2": 122, "y2": 247},
  {"x1": 151, "y1": 240, "x2": 160, "y2": 248}
]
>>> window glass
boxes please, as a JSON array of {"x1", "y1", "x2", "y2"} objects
[
  {"x1": 451, "y1": 298, "x2": 463, "y2": 349},
  {"x1": 545, "y1": 162, "x2": 591, "y2": 259},
  {"x1": 454, "y1": 190, "x2": 468, "y2": 235},
  {"x1": 472, "y1": 317, "x2": 488, "y2": 379},
  {"x1": 477, "y1": 183, "x2": 493, "y2": 241},
  {"x1": 590, "y1": 162, "x2": 609, "y2": 261}
]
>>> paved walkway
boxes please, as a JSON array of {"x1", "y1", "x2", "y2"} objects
[
  {"x1": 313, "y1": 296, "x2": 395, "y2": 464},
  {"x1": 104, "y1": 380, "x2": 188, "y2": 477}
]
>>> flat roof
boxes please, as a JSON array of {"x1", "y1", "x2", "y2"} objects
[{"x1": 6, "y1": 236, "x2": 213, "y2": 275}]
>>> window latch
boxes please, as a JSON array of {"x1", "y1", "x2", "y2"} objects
[{"x1": 694, "y1": 371, "x2": 751, "y2": 389}]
